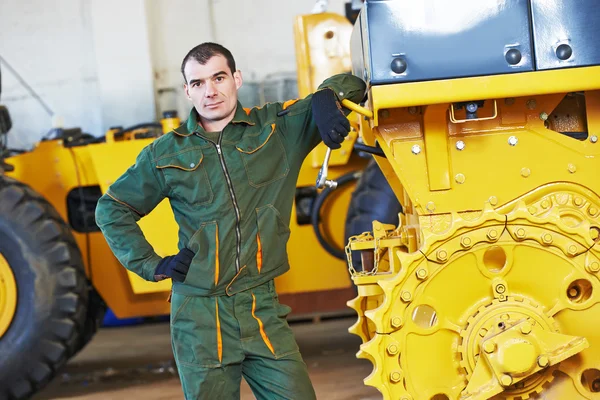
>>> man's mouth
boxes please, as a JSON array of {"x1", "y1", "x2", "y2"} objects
[{"x1": 205, "y1": 101, "x2": 223, "y2": 109}]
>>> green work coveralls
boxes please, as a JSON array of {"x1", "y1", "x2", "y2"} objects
[{"x1": 95, "y1": 73, "x2": 366, "y2": 399}]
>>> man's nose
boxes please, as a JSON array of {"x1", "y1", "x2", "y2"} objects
[{"x1": 205, "y1": 81, "x2": 218, "y2": 97}]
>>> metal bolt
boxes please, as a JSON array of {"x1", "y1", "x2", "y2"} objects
[
  {"x1": 426, "y1": 202, "x2": 436, "y2": 212},
  {"x1": 501, "y1": 314, "x2": 510, "y2": 321},
  {"x1": 483, "y1": 341, "x2": 496, "y2": 353},
  {"x1": 412, "y1": 144, "x2": 421, "y2": 155},
  {"x1": 528, "y1": 206, "x2": 538, "y2": 215},
  {"x1": 496, "y1": 284, "x2": 506, "y2": 294},
  {"x1": 592, "y1": 379, "x2": 600, "y2": 392},
  {"x1": 589, "y1": 207, "x2": 598, "y2": 216},
  {"x1": 487, "y1": 229, "x2": 498, "y2": 240},
  {"x1": 521, "y1": 322, "x2": 532, "y2": 334},
  {"x1": 500, "y1": 374, "x2": 513, "y2": 387},
  {"x1": 521, "y1": 168, "x2": 531, "y2": 178},
  {"x1": 436, "y1": 249, "x2": 448, "y2": 262},
  {"x1": 568, "y1": 164, "x2": 577, "y2": 173},
  {"x1": 526, "y1": 99, "x2": 537, "y2": 110},
  {"x1": 505, "y1": 98, "x2": 515, "y2": 106},
  {"x1": 408, "y1": 106, "x2": 418, "y2": 115},
  {"x1": 456, "y1": 140, "x2": 466, "y2": 151},
  {"x1": 489, "y1": 196, "x2": 498, "y2": 206},
  {"x1": 516, "y1": 228, "x2": 526, "y2": 239},
  {"x1": 538, "y1": 355, "x2": 549, "y2": 368},
  {"x1": 401, "y1": 291, "x2": 412, "y2": 302},
  {"x1": 387, "y1": 344, "x2": 399, "y2": 355},
  {"x1": 542, "y1": 234, "x2": 553, "y2": 244},
  {"x1": 568, "y1": 245, "x2": 578, "y2": 255},
  {"x1": 508, "y1": 136, "x2": 518, "y2": 146},
  {"x1": 390, "y1": 371, "x2": 402, "y2": 383},
  {"x1": 391, "y1": 316, "x2": 403, "y2": 328},
  {"x1": 568, "y1": 286, "x2": 581, "y2": 298},
  {"x1": 479, "y1": 328, "x2": 488, "y2": 337},
  {"x1": 539, "y1": 112, "x2": 549, "y2": 121},
  {"x1": 461, "y1": 237, "x2": 472, "y2": 248},
  {"x1": 541, "y1": 200, "x2": 551, "y2": 209},
  {"x1": 589, "y1": 262, "x2": 600, "y2": 273},
  {"x1": 591, "y1": 135, "x2": 598, "y2": 143},
  {"x1": 455, "y1": 173, "x2": 466, "y2": 184},
  {"x1": 416, "y1": 268, "x2": 428, "y2": 280},
  {"x1": 574, "y1": 197, "x2": 584, "y2": 206}
]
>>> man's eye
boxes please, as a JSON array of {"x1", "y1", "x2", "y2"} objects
[{"x1": 216, "y1": 77, "x2": 224, "y2": 82}]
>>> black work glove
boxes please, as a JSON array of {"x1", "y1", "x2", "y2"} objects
[
  {"x1": 154, "y1": 247, "x2": 194, "y2": 282},
  {"x1": 311, "y1": 88, "x2": 351, "y2": 149}
]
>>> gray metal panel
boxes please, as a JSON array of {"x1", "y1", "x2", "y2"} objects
[
  {"x1": 531, "y1": 0, "x2": 600, "y2": 70},
  {"x1": 350, "y1": 10, "x2": 368, "y2": 83},
  {"x1": 354, "y1": 0, "x2": 534, "y2": 85}
]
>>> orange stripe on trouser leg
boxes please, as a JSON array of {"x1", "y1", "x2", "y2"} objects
[
  {"x1": 256, "y1": 233, "x2": 263, "y2": 273},
  {"x1": 216, "y1": 299, "x2": 223, "y2": 362},
  {"x1": 215, "y1": 226, "x2": 219, "y2": 285},
  {"x1": 251, "y1": 293, "x2": 275, "y2": 355}
]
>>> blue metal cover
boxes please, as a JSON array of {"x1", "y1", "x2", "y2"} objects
[
  {"x1": 531, "y1": 0, "x2": 600, "y2": 70},
  {"x1": 351, "y1": 0, "x2": 534, "y2": 85}
]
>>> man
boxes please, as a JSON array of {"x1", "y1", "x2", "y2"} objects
[{"x1": 96, "y1": 42, "x2": 366, "y2": 399}]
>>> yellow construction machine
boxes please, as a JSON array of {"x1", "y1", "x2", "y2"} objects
[{"x1": 326, "y1": 1, "x2": 600, "y2": 399}]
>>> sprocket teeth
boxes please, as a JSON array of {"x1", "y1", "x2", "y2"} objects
[
  {"x1": 348, "y1": 190, "x2": 595, "y2": 399},
  {"x1": 346, "y1": 295, "x2": 362, "y2": 311},
  {"x1": 360, "y1": 335, "x2": 382, "y2": 361},
  {"x1": 356, "y1": 348, "x2": 372, "y2": 361},
  {"x1": 348, "y1": 317, "x2": 370, "y2": 343}
]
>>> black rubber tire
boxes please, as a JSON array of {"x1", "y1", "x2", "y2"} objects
[
  {"x1": 344, "y1": 159, "x2": 403, "y2": 271},
  {"x1": 0, "y1": 176, "x2": 88, "y2": 400}
]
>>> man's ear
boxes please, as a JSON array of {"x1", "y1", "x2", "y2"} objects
[
  {"x1": 234, "y1": 70, "x2": 243, "y2": 90},
  {"x1": 184, "y1": 83, "x2": 191, "y2": 100}
]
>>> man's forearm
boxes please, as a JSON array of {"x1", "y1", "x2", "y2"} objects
[{"x1": 95, "y1": 194, "x2": 162, "y2": 281}]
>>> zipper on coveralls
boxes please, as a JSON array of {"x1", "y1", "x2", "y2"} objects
[{"x1": 196, "y1": 132, "x2": 242, "y2": 273}]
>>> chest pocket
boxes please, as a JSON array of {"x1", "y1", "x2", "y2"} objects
[
  {"x1": 155, "y1": 147, "x2": 214, "y2": 206},
  {"x1": 236, "y1": 123, "x2": 290, "y2": 188}
]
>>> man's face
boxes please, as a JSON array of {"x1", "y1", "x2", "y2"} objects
[{"x1": 183, "y1": 55, "x2": 242, "y2": 126}]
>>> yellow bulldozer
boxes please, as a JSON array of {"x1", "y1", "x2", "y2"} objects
[{"x1": 339, "y1": 0, "x2": 600, "y2": 399}]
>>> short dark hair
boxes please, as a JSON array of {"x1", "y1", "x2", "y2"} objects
[{"x1": 180, "y1": 42, "x2": 236, "y2": 82}]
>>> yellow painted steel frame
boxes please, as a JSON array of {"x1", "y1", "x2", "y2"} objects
[
  {"x1": 345, "y1": 65, "x2": 600, "y2": 399},
  {"x1": 363, "y1": 66, "x2": 600, "y2": 217}
]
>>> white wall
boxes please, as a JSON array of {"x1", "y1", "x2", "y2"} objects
[
  {"x1": 0, "y1": 0, "x2": 348, "y2": 149},
  {"x1": 90, "y1": 0, "x2": 157, "y2": 133},
  {"x1": 0, "y1": 0, "x2": 101, "y2": 149}
]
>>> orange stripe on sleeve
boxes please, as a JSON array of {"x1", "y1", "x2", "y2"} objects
[
  {"x1": 215, "y1": 225, "x2": 220, "y2": 285},
  {"x1": 251, "y1": 293, "x2": 275, "y2": 355},
  {"x1": 216, "y1": 299, "x2": 223, "y2": 363},
  {"x1": 256, "y1": 233, "x2": 263, "y2": 273}
]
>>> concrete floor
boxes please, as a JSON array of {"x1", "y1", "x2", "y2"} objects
[{"x1": 35, "y1": 317, "x2": 380, "y2": 400}]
